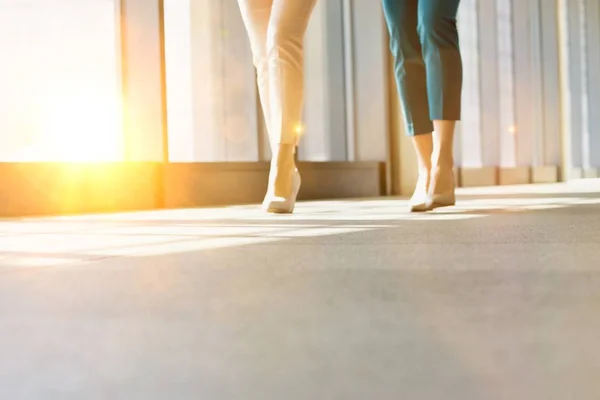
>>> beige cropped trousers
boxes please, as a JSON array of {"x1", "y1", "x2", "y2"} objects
[{"x1": 237, "y1": 0, "x2": 317, "y2": 150}]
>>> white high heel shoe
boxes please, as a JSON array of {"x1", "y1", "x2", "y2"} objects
[
  {"x1": 262, "y1": 169, "x2": 301, "y2": 213},
  {"x1": 427, "y1": 191, "x2": 456, "y2": 209},
  {"x1": 409, "y1": 173, "x2": 431, "y2": 212},
  {"x1": 426, "y1": 167, "x2": 456, "y2": 209}
]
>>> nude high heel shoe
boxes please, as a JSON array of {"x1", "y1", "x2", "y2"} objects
[
  {"x1": 408, "y1": 134, "x2": 434, "y2": 212},
  {"x1": 409, "y1": 172, "x2": 431, "y2": 212},
  {"x1": 426, "y1": 166, "x2": 456, "y2": 209},
  {"x1": 262, "y1": 144, "x2": 301, "y2": 214},
  {"x1": 427, "y1": 122, "x2": 457, "y2": 209},
  {"x1": 263, "y1": 169, "x2": 301, "y2": 213}
]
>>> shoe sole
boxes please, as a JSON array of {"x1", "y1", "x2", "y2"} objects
[
  {"x1": 430, "y1": 202, "x2": 455, "y2": 210},
  {"x1": 429, "y1": 195, "x2": 456, "y2": 210},
  {"x1": 409, "y1": 203, "x2": 432, "y2": 213}
]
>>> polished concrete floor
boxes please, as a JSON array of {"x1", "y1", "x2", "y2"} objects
[{"x1": 1, "y1": 179, "x2": 600, "y2": 399}]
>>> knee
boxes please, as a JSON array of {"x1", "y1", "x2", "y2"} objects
[
  {"x1": 388, "y1": 31, "x2": 402, "y2": 53},
  {"x1": 417, "y1": 16, "x2": 459, "y2": 50},
  {"x1": 388, "y1": 31, "x2": 421, "y2": 64},
  {"x1": 253, "y1": 53, "x2": 268, "y2": 73},
  {"x1": 388, "y1": 33, "x2": 401, "y2": 58},
  {"x1": 265, "y1": 28, "x2": 302, "y2": 60},
  {"x1": 248, "y1": 39, "x2": 268, "y2": 71}
]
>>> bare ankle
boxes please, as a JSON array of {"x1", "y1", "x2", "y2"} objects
[
  {"x1": 272, "y1": 144, "x2": 296, "y2": 169},
  {"x1": 268, "y1": 144, "x2": 297, "y2": 197}
]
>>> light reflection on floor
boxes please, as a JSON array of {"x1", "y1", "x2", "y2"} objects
[{"x1": 1, "y1": 181, "x2": 599, "y2": 268}]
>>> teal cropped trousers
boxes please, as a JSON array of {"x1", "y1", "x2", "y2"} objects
[{"x1": 382, "y1": 0, "x2": 462, "y2": 136}]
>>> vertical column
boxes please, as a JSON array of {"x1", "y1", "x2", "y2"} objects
[
  {"x1": 557, "y1": 0, "x2": 573, "y2": 179},
  {"x1": 512, "y1": 0, "x2": 536, "y2": 167},
  {"x1": 540, "y1": 0, "x2": 562, "y2": 168},
  {"x1": 164, "y1": 0, "x2": 195, "y2": 161},
  {"x1": 190, "y1": 0, "x2": 224, "y2": 161},
  {"x1": 189, "y1": 0, "x2": 258, "y2": 162},
  {"x1": 585, "y1": 0, "x2": 600, "y2": 172},
  {"x1": 166, "y1": 0, "x2": 258, "y2": 162},
  {"x1": 300, "y1": 0, "x2": 347, "y2": 162},
  {"x1": 458, "y1": 0, "x2": 498, "y2": 186},
  {"x1": 299, "y1": 2, "x2": 328, "y2": 161},
  {"x1": 529, "y1": 0, "x2": 560, "y2": 182},
  {"x1": 497, "y1": 0, "x2": 517, "y2": 168},
  {"x1": 565, "y1": 0, "x2": 584, "y2": 173},
  {"x1": 457, "y1": 0, "x2": 482, "y2": 168},
  {"x1": 529, "y1": 0, "x2": 545, "y2": 167},
  {"x1": 348, "y1": 0, "x2": 388, "y2": 162},
  {"x1": 560, "y1": 0, "x2": 599, "y2": 178},
  {"x1": 578, "y1": 0, "x2": 591, "y2": 172},
  {"x1": 477, "y1": 0, "x2": 500, "y2": 168},
  {"x1": 497, "y1": 0, "x2": 530, "y2": 184},
  {"x1": 220, "y1": 0, "x2": 259, "y2": 161},
  {"x1": 121, "y1": 0, "x2": 166, "y2": 161}
]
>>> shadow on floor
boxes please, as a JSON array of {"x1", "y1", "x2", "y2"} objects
[
  {"x1": 1, "y1": 185, "x2": 600, "y2": 399},
  {"x1": 0, "y1": 184, "x2": 599, "y2": 271}
]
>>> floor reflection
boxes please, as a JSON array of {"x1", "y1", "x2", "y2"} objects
[{"x1": 1, "y1": 181, "x2": 599, "y2": 268}]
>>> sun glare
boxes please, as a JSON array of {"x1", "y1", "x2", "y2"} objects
[{"x1": 17, "y1": 83, "x2": 123, "y2": 162}]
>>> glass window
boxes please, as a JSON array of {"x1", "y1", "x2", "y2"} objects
[
  {"x1": 163, "y1": 0, "x2": 196, "y2": 162},
  {"x1": 163, "y1": 0, "x2": 259, "y2": 162},
  {"x1": 496, "y1": 0, "x2": 517, "y2": 166},
  {"x1": 0, "y1": 0, "x2": 122, "y2": 161},
  {"x1": 457, "y1": 0, "x2": 483, "y2": 167}
]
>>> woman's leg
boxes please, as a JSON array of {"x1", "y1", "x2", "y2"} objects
[
  {"x1": 418, "y1": 0, "x2": 462, "y2": 207},
  {"x1": 266, "y1": 0, "x2": 317, "y2": 149},
  {"x1": 382, "y1": 0, "x2": 434, "y2": 212},
  {"x1": 263, "y1": 0, "x2": 317, "y2": 212},
  {"x1": 237, "y1": 0, "x2": 273, "y2": 151}
]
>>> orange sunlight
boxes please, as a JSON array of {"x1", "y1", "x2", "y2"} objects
[{"x1": 17, "y1": 82, "x2": 123, "y2": 162}]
